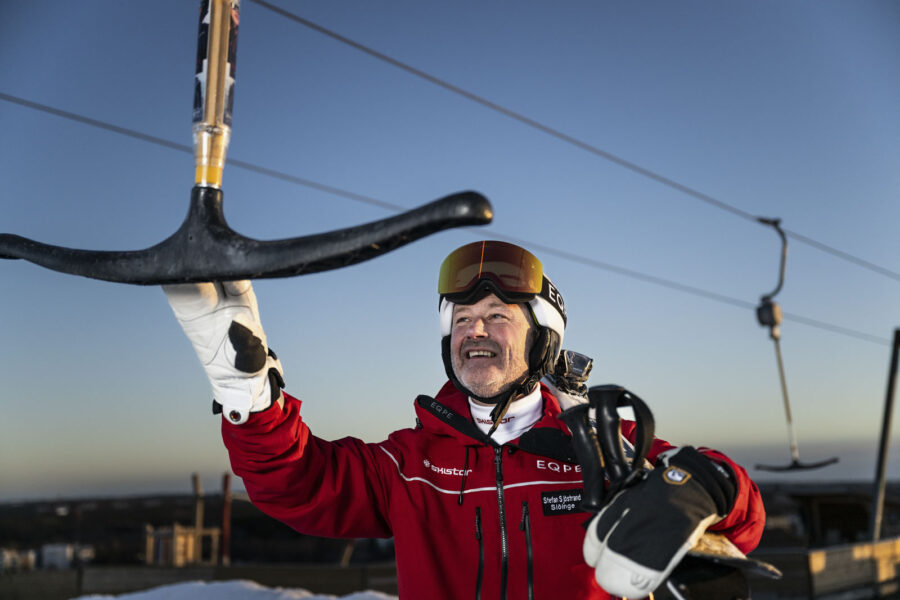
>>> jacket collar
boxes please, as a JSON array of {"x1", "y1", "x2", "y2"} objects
[{"x1": 415, "y1": 381, "x2": 578, "y2": 462}]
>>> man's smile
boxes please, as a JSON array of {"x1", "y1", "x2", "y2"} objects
[{"x1": 466, "y1": 349, "x2": 497, "y2": 359}]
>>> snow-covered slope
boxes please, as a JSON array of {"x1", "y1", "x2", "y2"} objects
[{"x1": 73, "y1": 579, "x2": 398, "y2": 600}]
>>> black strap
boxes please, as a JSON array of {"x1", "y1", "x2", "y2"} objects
[
  {"x1": 514, "y1": 428, "x2": 578, "y2": 463},
  {"x1": 416, "y1": 395, "x2": 493, "y2": 444}
]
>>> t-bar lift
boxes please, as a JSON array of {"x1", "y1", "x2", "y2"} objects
[{"x1": 0, "y1": 0, "x2": 491, "y2": 284}]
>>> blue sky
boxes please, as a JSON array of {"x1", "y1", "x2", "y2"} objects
[{"x1": 1, "y1": 1, "x2": 899, "y2": 501}]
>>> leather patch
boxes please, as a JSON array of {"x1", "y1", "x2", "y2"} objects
[
  {"x1": 663, "y1": 466, "x2": 692, "y2": 485},
  {"x1": 228, "y1": 321, "x2": 267, "y2": 373}
]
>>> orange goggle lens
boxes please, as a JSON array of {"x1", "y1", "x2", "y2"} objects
[{"x1": 438, "y1": 240, "x2": 543, "y2": 299}]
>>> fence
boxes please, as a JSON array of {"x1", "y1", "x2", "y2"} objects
[
  {"x1": 5, "y1": 540, "x2": 900, "y2": 600},
  {"x1": 750, "y1": 538, "x2": 900, "y2": 599}
]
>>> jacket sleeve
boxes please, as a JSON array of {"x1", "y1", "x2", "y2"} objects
[
  {"x1": 621, "y1": 420, "x2": 765, "y2": 554},
  {"x1": 221, "y1": 392, "x2": 394, "y2": 539},
  {"x1": 692, "y1": 446, "x2": 765, "y2": 554}
]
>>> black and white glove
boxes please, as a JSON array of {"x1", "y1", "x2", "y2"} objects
[
  {"x1": 583, "y1": 446, "x2": 737, "y2": 598},
  {"x1": 163, "y1": 281, "x2": 284, "y2": 425}
]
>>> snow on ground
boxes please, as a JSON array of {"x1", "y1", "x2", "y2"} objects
[{"x1": 72, "y1": 579, "x2": 398, "y2": 600}]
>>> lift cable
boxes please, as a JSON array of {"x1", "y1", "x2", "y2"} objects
[
  {"x1": 249, "y1": 0, "x2": 900, "y2": 285},
  {"x1": 0, "y1": 92, "x2": 890, "y2": 346},
  {"x1": 0, "y1": 92, "x2": 403, "y2": 213},
  {"x1": 488, "y1": 232, "x2": 891, "y2": 347}
]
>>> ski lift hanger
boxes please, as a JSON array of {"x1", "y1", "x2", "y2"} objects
[
  {"x1": 754, "y1": 217, "x2": 838, "y2": 472},
  {"x1": 0, "y1": 0, "x2": 492, "y2": 285}
]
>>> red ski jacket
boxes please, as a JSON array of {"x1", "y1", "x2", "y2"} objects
[{"x1": 222, "y1": 381, "x2": 764, "y2": 599}]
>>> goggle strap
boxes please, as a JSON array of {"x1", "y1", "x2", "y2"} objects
[{"x1": 441, "y1": 278, "x2": 536, "y2": 306}]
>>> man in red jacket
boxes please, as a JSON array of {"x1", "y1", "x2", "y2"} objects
[{"x1": 164, "y1": 240, "x2": 764, "y2": 599}]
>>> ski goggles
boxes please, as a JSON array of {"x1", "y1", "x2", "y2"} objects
[{"x1": 438, "y1": 240, "x2": 545, "y2": 304}]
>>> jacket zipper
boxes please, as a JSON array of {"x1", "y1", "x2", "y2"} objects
[
  {"x1": 519, "y1": 501, "x2": 534, "y2": 600},
  {"x1": 475, "y1": 507, "x2": 484, "y2": 600},
  {"x1": 494, "y1": 446, "x2": 508, "y2": 600}
]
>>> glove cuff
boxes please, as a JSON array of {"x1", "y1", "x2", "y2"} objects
[{"x1": 662, "y1": 446, "x2": 737, "y2": 516}]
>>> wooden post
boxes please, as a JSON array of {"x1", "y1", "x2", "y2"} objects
[
  {"x1": 144, "y1": 524, "x2": 155, "y2": 565},
  {"x1": 220, "y1": 472, "x2": 232, "y2": 566},
  {"x1": 192, "y1": 473, "x2": 204, "y2": 563}
]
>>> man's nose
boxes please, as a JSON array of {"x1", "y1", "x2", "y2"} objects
[{"x1": 466, "y1": 318, "x2": 488, "y2": 338}]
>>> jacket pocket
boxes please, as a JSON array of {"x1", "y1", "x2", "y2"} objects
[
  {"x1": 520, "y1": 501, "x2": 534, "y2": 600},
  {"x1": 475, "y1": 506, "x2": 484, "y2": 600}
]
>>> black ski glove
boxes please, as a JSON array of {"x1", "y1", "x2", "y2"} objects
[{"x1": 583, "y1": 446, "x2": 737, "y2": 598}]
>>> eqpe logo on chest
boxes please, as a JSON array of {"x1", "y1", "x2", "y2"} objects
[{"x1": 535, "y1": 459, "x2": 581, "y2": 474}]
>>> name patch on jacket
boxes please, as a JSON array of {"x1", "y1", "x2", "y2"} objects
[{"x1": 541, "y1": 489, "x2": 585, "y2": 516}]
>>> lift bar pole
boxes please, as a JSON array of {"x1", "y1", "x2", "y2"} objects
[{"x1": 772, "y1": 337, "x2": 801, "y2": 464}]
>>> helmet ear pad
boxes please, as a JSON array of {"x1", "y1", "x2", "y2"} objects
[
  {"x1": 529, "y1": 327, "x2": 561, "y2": 381},
  {"x1": 441, "y1": 335, "x2": 462, "y2": 392}
]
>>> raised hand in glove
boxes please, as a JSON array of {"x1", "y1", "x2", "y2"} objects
[
  {"x1": 584, "y1": 446, "x2": 737, "y2": 598},
  {"x1": 163, "y1": 281, "x2": 284, "y2": 425}
]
